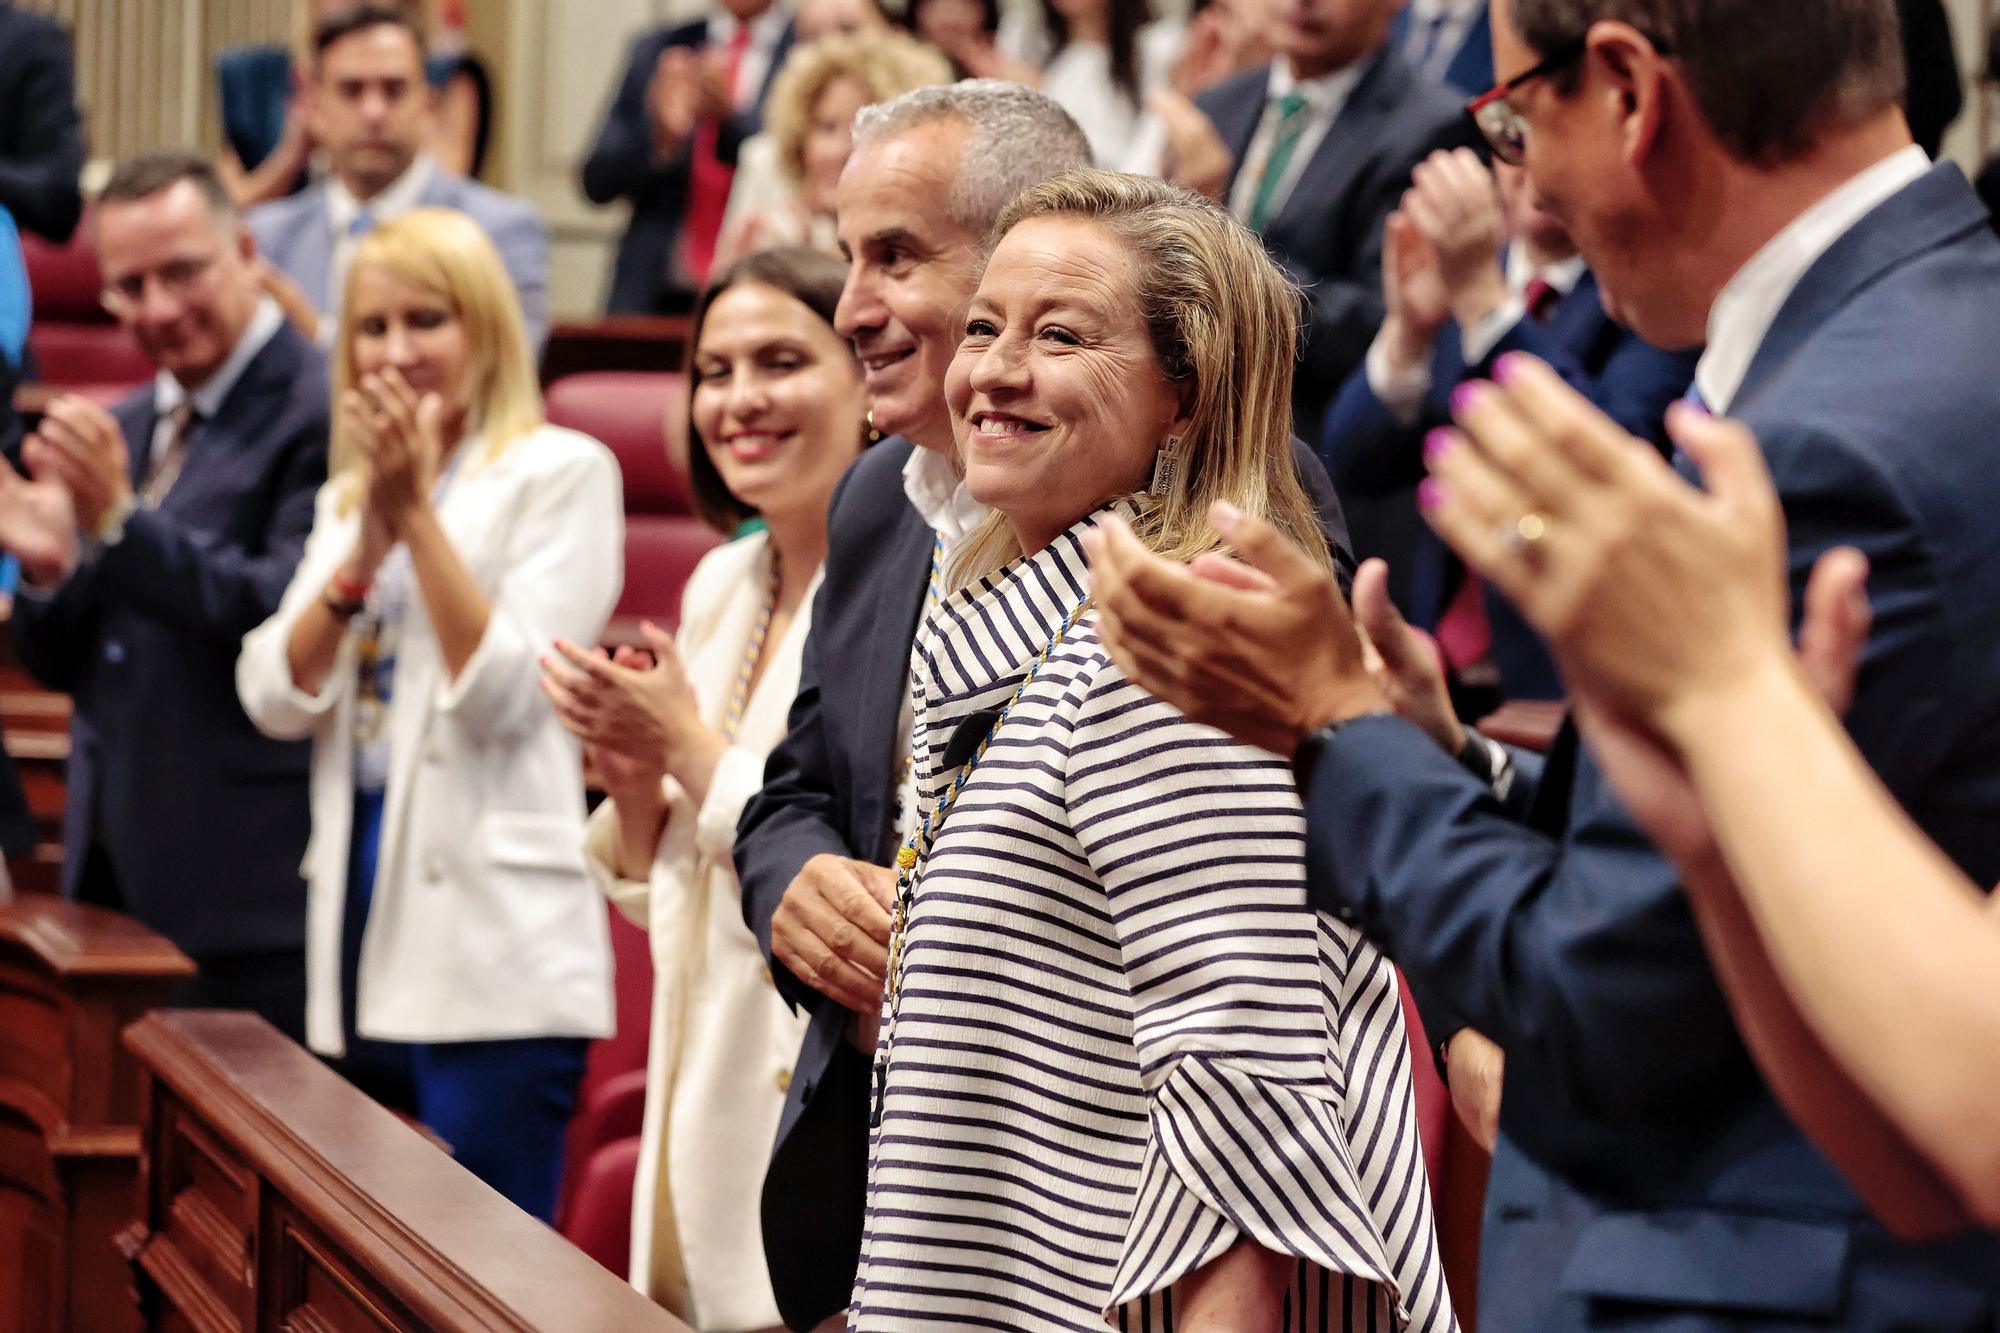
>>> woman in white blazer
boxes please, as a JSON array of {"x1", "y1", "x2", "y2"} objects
[
  {"x1": 237, "y1": 208, "x2": 622, "y2": 1222},
  {"x1": 539, "y1": 248, "x2": 865, "y2": 1330}
]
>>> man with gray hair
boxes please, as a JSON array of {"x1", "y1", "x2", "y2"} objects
[
  {"x1": 735, "y1": 81, "x2": 1348, "y2": 1328},
  {"x1": 733, "y1": 83, "x2": 1091, "y2": 1330}
]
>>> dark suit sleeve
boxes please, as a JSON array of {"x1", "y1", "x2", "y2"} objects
[
  {"x1": 736, "y1": 462, "x2": 868, "y2": 1014},
  {"x1": 581, "y1": 32, "x2": 694, "y2": 209},
  {"x1": 0, "y1": 17, "x2": 85, "y2": 243},
  {"x1": 1319, "y1": 358, "x2": 1428, "y2": 497},
  {"x1": 1475, "y1": 319, "x2": 1697, "y2": 452},
  {"x1": 1302, "y1": 415, "x2": 1960, "y2": 1170},
  {"x1": 12, "y1": 565, "x2": 103, "y2": 692},
  {"x1": 91, "y1": 414, "x2": 326, "y2": 647},
  {"x1": 1286, "y1": 435, "x2": 1355, "y2": 594}
]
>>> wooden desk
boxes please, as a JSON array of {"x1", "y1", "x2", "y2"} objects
[
  {"x1": 0, "y1": 897, "x2": 195, "y2": 1333},
  {"x1": 121, "y1": 1011, "x2": 690, "y2": 1333}
]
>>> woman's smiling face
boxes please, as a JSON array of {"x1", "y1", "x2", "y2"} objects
[{"x1": 945, "y1": 216, "x2": 1186, "y2": 554}]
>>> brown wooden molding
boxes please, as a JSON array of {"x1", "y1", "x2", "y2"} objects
[
  {"x1": 0, "y1": 898, "x2": 198, "y2": 980},
  {"x1": 1475, "y1": 699, "x2": 1567, "y2": 754},
  {"x1": 125, "y1": 1011, "x2": 689, "y2": 1333}
]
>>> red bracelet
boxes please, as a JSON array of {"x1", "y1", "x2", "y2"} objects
[{"x1": 330, "y1": 569, "x2": 373, "y2": 603}]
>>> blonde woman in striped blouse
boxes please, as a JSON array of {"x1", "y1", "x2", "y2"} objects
[
  {"x1": 849, "y1": 171, "x2": 1456, "y2": 1331},
  {"x1": 539, "y1": 248, "x2": 867, "y2": 1331}
]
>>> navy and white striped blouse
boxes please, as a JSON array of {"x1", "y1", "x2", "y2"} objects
[{"x1": 849, "y1": 509, "x2": 1458, "y2": 1332}]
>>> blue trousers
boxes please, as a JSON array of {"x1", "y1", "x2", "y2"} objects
[{"x1": 335, "y1": 790, "x2": 586, "y2": 1222}]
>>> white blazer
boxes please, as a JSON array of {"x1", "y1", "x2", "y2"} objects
[
  {"x1": 238, "y1": 424, "x2": 624, "y2": 1056},
  {"x1": 582, "y1": 531, "x2": 816, "y2": 1331}
]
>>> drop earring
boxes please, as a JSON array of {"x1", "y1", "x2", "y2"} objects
[
  {"x1": 866, "y1": 409, "x2": 882, "y2": 444},
  {"x1": 1149, "y1": 435, "x2": 1183, "y2": 496}
]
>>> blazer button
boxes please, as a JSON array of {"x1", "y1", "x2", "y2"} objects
[
  {"x1": 424, "y1": 857, "x2": 444, "y2": 884},
  {"x1": 423, "y1": 746, "x2": 443, "y2": 765},
  {"x1": 775, "y1": 1068, "x2": 792, "y2": 1094},
  {"x1": 104, "y1": 640, "x2": 126, "y2": 664}
]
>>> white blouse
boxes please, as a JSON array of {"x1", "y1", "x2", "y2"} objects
[{"x1": 582, "y1": 531, "x2": 820, "y2": 1331}]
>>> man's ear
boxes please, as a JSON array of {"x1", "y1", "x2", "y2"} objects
[{"x1": 1587, "y1": 20, "x2": 1668, "y2": 166}]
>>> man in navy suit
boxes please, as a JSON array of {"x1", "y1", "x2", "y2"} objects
[
  {"x1": 1387, "y1": 0, "x2": 1495, "y2": 94},
  {"x1": 14, "y1": 154, "x2": 325, "y2": 1043},
  {"x1": 582, "y1": 0, "x2": 796, "y2": 314},
  {"x1": 1322, "y1": 150, "x2": 1695, "y2": 698},
  {"x1": 249, "y1": 6, "x2": 549, "y2": 350},
  {"x1": 1159, "y1": 0, "x2": 1477, "y2": 427},
  {"x1": 1091, "y1": 0, "x2": 2000, "y2": 1324}
]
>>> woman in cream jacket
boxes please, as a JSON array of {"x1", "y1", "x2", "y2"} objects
[
  {"x1": 540, "y1": 248, "x2": 865, "y2": 1331},
  {"x1": 238, "y1": 209, "x2": 621, "y2": 1222}
]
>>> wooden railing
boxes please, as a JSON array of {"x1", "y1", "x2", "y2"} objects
[
  {"x1": 0, "y1": 896, "x2": 196, "y2": 1333},
  {"x1": 121, "y1": 1010, "x2": 692, "y2": 1333}
]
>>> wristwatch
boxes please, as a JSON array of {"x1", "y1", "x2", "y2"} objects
[
  {"x1": 93, "y1": 493, "x2": 138, "y2": 549},
  {"x1": 1290, "y1": 717, "x2": 1355, "y2": 791}
]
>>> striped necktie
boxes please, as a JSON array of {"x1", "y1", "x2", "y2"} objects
[
  {"x1": 142, "y1": 402, "x2": 197, "y2": 507},
  {"x1": 1412, "y1": 11, "x2": 1452, "y2": 77},
  {"x1": 1246, "y1": 91, "x2": 1312, "y2": 232}
]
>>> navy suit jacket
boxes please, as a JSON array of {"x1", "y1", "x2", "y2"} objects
[
  {"x1": 1197, "y1": 48, "x2": 1477, "y2": 429},
  {"x1": 581, "y1": 18, "x2": 794, "y2": 314},
  {"x1": 0, "y1": 3, "x2": 83, "y2": 243},
  {"x1": 1321, "y1": 267, "x2": 1697, "y2": 698},
  {"x1": 1386, "y1": 5, "x2": 1495, "y2": 97},
  {"x1": 737, "y1": 437, "x2": 1352, "y2": 1329},
  {"x1": 13, "y1": 323, "x2": 327, "y2": 960},
  {"x1": 1301, "y1": 164, "x2": 2000, "y2": 1328}
]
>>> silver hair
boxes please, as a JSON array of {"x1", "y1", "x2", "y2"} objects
[{"x1": 850, "y1": 79, "x2": 1094, "y2": 237}]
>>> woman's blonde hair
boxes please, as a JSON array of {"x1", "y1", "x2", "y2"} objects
[
  {"x1": 330, "y1": 207, "x2": 544, "y2": 502},
  {"x1": 764, "y1": 31, "x2": 953, "y2": 187},
  {"x1": 951, "y1": 169, "x2": 1333, "y2": 582}
]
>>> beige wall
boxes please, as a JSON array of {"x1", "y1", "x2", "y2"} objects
[{"x1": 21, "y1": 0, "x2": 2000, "y2": 317}]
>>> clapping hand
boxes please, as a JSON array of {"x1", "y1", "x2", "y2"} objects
[
  {"x1": 1151, "y1": 90, "x2": 1235, "y2": 204},
  {"x1": 648, "y1": 45, "x2": 705, "y2": 154},
  {"x1": 541, "y1": 621, "x2": 727, "y2": 799},
  {"x1": 0, "y1": 449, "x2": 78, "y2": 585},
  {"x1": 1379, "y1": 209, "x2": 1452, "y2": 379},
  {"x1": 27, "y1": 395, "x2": 132, "y2": 534},
  {"x1": 348, "y1": 369, "x2": 444, "y2": 538},
  {"x1": 1403, "y1": 148, "x2": 1510, "y2": 330}
]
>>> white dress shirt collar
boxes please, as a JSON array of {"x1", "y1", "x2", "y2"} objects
[
  {"x1": 1228, "y1": 58, "x2": 1366, "y2": 224},
  {"x1": 154, "y1": 296, "x2": 285, "y2": 421},
  {"x1": 1505, "y1": 247, "x2": 1587, "y2": 298},
  {"x1": 707, "y1": 6, "x2": 789, "y2": 109},
  {"x1": 901, "y1": 443, "x2": 986, "y2": 548},
  {"x1": 1695, "y1": 145, "x2": 1929, "y2": 414},
  {"x1": 328, "y1": 152, "x2": 437, "y2": 236}
]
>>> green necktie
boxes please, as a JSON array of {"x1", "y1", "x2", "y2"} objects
[{"x1": 1247, "y1": 91, "x2": 1312, "y2": 231}]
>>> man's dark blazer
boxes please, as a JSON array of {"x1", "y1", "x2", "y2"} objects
[
  {"x1": 1386, "y1": 4, "x2": 1495, "y2": 97},
  {"x1": 13, "y1": 322, "x2": 326, "y2": 960},
  {"x1": 1196, "y1": 47, "x2": 1477, "y2": 429},
  {"x1": 1320, "y1": 265, "x2": 1696, "y2": 699},
  {"x1": 0, "y1": 3, "x2": 84, "y2": 244},
  {"x1": 1300, "y1": 163, "x2": 2000, "y2": 1328},
  {"x1": 581, "y1": 17, "x2": 795, "y2": 314},
  {"x1": 737, "y1": 436, "x2": 1353, "y2": 1329}
]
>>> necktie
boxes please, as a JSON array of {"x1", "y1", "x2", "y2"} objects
[
  {"x1": 1524, "y1": 276, "x2": 1560, "y2": 323},
  {"x1": 1413, "y1": 12, "x2": 1452, "y2": 78},
  {"x1": 143, "y1": 403, "x2": 197, "y2": 507},
  {"x1": 1246, "y1": 92, "x2": 1312, "y2": 232},
  {"x1": 680, "y1": 22, "x2": 754, "y2": 290},
  {"x1": 349, "y1": 208, "x2": 376, "y2": 239}
]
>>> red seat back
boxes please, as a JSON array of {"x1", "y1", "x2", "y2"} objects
[
  {"x1": 559, "y1": 1135, "x2": 643, "y2": 1277},
  {"x1": 616, "y1": 517, "x2": 722, "y2": 632},
  {"x1": 20, "y1": 215, "x2": 153, "y2": 393},
  {"x1": 544, "y1": 372, "x2": 693, "y2": 515}
]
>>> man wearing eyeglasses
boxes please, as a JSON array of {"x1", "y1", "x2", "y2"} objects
[
  {"x1": 11, "y1": 151, "x2": 325, "y2": 1044},
  {"x1": 1092, "y1": 0, "x2": 2000, "y2": 1327}
]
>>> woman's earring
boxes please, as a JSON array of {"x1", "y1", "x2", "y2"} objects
[
  {"x1": 866, "y1": 409, "x2": 882, "y2": 445},
  {"x1": 1150, "y1": 435, "x2": 1183, "y2": 496}
]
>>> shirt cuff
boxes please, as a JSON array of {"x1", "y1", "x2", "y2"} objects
[
  {"x1": 1365, "y1": 331, "x2": 1433, "y2": 425},
  {"x1": 1460, "y1": 295, "x2": 1529, "y2": 369}
]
